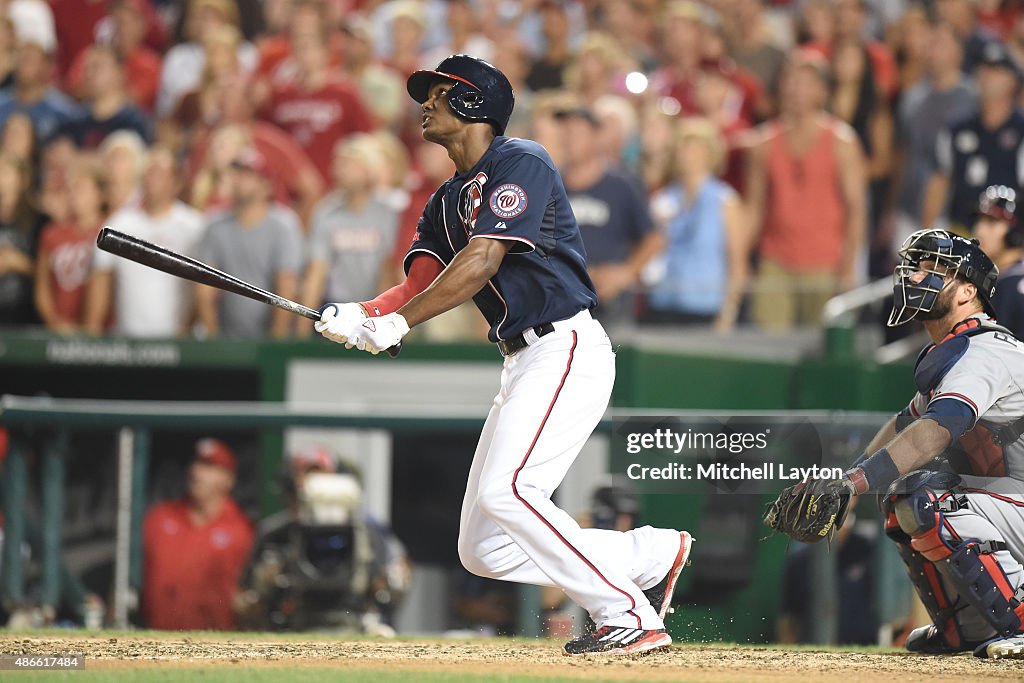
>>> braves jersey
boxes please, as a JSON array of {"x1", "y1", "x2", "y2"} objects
[
  {"x1": 992, "y1": 259, "x2": 1024, "y2": 340},
  {"x1": 904, "y1": 315, "x2": 1024, "y2": 480},
  {"x1": 404, "y1": 136, "x2": 597, "y2": 342}
]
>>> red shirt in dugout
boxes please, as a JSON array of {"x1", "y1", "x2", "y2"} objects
[
  {"x1": 263, "y1": 79, "x2": 373, "y2": 184},
  {"x1": 142, "y1": 497, "x2": 254, "y2": 630}
]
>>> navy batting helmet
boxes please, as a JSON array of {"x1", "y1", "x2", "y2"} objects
[
  {"x1": 407, "y1": 54, "x2": 515, "y2": 135},
  {"x1": 889, "y1": 228, "x2": 999, "y2": 326},
  {"x1": 976, "y1": 184, "x2": 1024, "y2": 248}
]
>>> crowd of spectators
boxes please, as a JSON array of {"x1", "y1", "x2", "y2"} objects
[{"x1": 2, "y1": 0, "x2": 1024, "y2": 340}]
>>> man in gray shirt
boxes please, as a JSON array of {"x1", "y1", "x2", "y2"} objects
[
  {"x1": 301, "y1": 137, "x2": 399, "y2": 319},
  {"x1": 195, "y1": 149, "x2": 304, "y2": 338},
  {"x1": 891, "y1": 22, "x2": 977, "y2": 249}
]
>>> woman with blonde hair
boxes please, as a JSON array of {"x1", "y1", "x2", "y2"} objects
[
  {"x1": 368, "y1": 131, "x2": 411, "y2": 214},
  {"x1": 643, "y1": 117, "x2": 748, "y2": 332},
  {"x1": 100, "y1": 130, "x2": 148, "y2": 213},
  {"x1": 563, "y1": 32, "x2": 634, "y2": 104}
]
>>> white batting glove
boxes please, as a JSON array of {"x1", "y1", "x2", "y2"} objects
[
  {"x1": 314, "y1": 302, "x2": 367, "y2": 345},
  {"x1": 347, "y1": 313, "x2": 410, "y2": 355}
]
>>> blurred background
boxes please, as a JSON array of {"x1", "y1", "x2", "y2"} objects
[{"x1": 2, "y1": 0, "x2": 1024, "y2": 648}]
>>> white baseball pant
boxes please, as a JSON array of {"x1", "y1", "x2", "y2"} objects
[{"x1": 457, "y1": 310, "x2": 681, "y2": 629}]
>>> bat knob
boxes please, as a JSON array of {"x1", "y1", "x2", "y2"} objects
[{"x1": 317, "y1": 303, "x2": 338, "y2": 320}]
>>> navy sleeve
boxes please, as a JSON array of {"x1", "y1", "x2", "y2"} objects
[
  {"x1": 921, "y1": 398, "x2": 977, "y2": 442},
  {"x1": 403, "y1": 191, "x2": 447, "y2": 274},
  {"x1": 471, "y1": 153, "x2": 556, "y2": 254}
]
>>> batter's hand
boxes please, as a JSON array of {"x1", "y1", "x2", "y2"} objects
[
  {"x1": 315, "y1": 302, "x2": 367, "y2": 344},
  {"x1": 346, "y1": 313, "x2": 410, "y2": 355}
]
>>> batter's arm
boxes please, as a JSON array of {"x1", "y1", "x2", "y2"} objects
[{"x1": 398, "y1": 237, "x2": 511, "y2": 327}]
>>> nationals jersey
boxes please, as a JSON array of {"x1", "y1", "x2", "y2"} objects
[
  {"x1": 992, "y1": 258, "x2": 1024, "y2": 339},
  {"x1": 404, "y1": 136, "x2": 597, "y2": 342},
  {"x1": 904, "y1": 314, "x2": 1024, "y2": 480}
]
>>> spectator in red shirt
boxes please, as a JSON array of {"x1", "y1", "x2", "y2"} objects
[
  {"x1": 34, "y1": 159, "x2": 105, "y2": 334},
  {"x1": 700, "y1": 18, "x2": 765, "y2": 125},
  {"x1": 261, "y1": 25, "x2": 373, "y2": 185},
  {"x1": 652, "y1": 1, "x2": 705, "y2": 115},
  {"x1": 49, "y1": 0, "x2": 108, "y2": 80},
  {"x1": 694, "y1": 60, "x2": 753, "y2": 195},
  {"x1": 65, "y1": 0, "x2": 164, "y2": 112},
  {"x1": 186, "y1": 76, "x2": 324, "y2": 226},
  {"x1": 142, "y1": 438, "x2": 254, "y2": 631},
  {"x1": 255, "y1": 0, "x2": 343, "y2": 91}
]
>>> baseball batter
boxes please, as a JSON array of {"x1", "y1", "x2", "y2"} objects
[
  {"x1": 766, "y1": 229, "x2": 1024, "y2": 659},
  {"x1": 314, "y1": 55, "x2": 692, "y2": 655}
]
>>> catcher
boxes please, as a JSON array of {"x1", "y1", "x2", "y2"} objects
[{"x1": 765, "y1": 229, "x2": 1024, "y2": 659}]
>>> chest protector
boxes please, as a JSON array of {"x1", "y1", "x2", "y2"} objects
[{"x1": 913, "y1": 319, "x2": 1024, "y2": 476}]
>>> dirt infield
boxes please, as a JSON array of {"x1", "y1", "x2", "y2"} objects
[{"x1": 2, "y1": 632, "x2": 1022, "y2": 682}]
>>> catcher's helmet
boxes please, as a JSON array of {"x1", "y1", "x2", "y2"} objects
[
  {"x1": 976, "y1": 184, "x2": 1024, "y2": 248},
  {"x1": 407, "y1": 54, "x2": 515, "y2": 135},
  {"x1": 889, "y1": 228, "x2": 999, "y2": 326}
]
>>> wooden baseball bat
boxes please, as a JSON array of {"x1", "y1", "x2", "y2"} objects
[{"x1": 96, "y1": 227, "x2": 401, "y2": 357}]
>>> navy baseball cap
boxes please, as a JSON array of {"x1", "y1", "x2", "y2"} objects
[{"x1": 978, "y1": 42, "x2": 1022, "y2": 81}]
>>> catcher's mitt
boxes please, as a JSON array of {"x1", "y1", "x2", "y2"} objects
[{"x1": 763, "y1": 478, "x2": 853, "y2": 544}]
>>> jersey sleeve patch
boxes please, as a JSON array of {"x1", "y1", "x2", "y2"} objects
[{"x1": 489, "y1": 184, "x2": 528, "y2": 219}]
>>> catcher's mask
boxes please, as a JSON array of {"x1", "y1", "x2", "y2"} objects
[{"x1": 888, "y1": 228, "x2": 999, "y2": 327}]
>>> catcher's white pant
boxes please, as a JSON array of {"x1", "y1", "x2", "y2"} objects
[
  {"x1": 457, "y1": 310, "x2": 681, "y2": 629},
  {"x1": 932, "y1": 475, "x2": 1024, "y2": 641}
]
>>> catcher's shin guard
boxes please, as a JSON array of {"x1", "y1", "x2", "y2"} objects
[
  {"x1": 887, "y1": 471, "x2": 1024, "y2": 639},
  {"x1": 893, "y1": 542, "x2": 969, "y2": 650},
  {"x1": 938, "y1": 541, "x2": 1024, "y2": 637},
  {"x1": 884, "y1": 490, "x2": 968, "y2": 650}
]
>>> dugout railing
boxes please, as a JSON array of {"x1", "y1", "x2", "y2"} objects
[{"x1": 0, "y1": 395, "x2": 913, "y2": 643}]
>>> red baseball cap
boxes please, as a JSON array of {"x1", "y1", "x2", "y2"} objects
[{"x1": 194, "y1": 438, "x2": 237, "y2": 474}]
